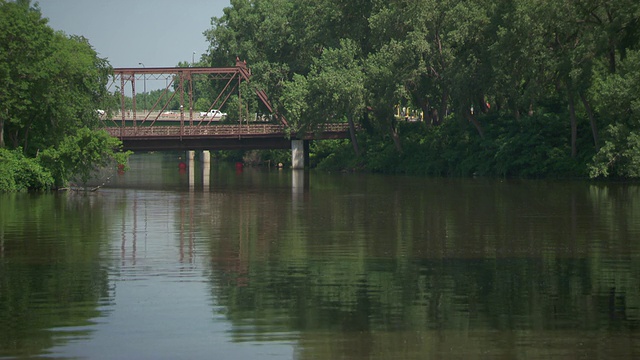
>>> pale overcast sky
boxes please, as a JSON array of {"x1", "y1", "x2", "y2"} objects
[{"x1": 37, "y1": 0, "x2": 230, "y2": 69}]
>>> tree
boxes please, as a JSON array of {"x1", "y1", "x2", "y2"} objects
[
  {"x1": 39, "y1": 128, "x2": 130, "y2": 187},
  {"x1": 0, "y1": 0, "x2": 54, "y2": 150},
  {"x1": 282, "y1": 39, "x2": 365, "y2": 154},
  {"x1": 589, "y1": 50, "x2": 640, "y2": 177},
  {"x1": 0, "y1": 0, "x2": 129, "y2": 190},
  {"x1": 578, "y1": 0, "x2": 640, "y2": 74},
  {"x1": 204, "y1": 0, "x2": 368, "y2": 117},
  {"x1": 0, "y1": 148, "x2": 53, "y2": 191},
  {"x1": 367, "y1": 0, "x2": 493, "y2": 137},
  {"x1": 0, "y1": 1, "x2": 112, "y2": 155},
  {"x1": 364, "y1": 40, "x2": 407, "y2": 152}
]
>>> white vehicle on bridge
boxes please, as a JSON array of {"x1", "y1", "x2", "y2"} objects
[{"x1": 199, "y1": 110, "x2": 227, "y2": 120}]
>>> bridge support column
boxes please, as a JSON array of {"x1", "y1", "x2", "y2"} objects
[
  {"x1": 187, "y1": 150, "x2": 195, "y2": 161},
  {"x1": 202, "y1": 152, "x2": 210, "y2": 192},
  {"x1": 188, "y1": 156, "x2": 195, "y2": 190},
  {"x1": 202, "y1": 150, "x2": 210, "y2": 164},
  {"x1": 291, "y1": 140, "x2": 308, "y2": 170}
]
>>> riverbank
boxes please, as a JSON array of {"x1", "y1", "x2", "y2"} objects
[{"x1": 310, "y1": 112, "x2": 597, "y2": 179}]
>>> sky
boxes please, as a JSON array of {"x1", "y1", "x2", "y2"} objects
[{"x1": 37, "y1": 0, "x2": 230, "y2": 69}]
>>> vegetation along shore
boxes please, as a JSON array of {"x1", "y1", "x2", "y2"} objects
[{"x1": 2, "y1": 0, "x2": 640, "y2": 192}]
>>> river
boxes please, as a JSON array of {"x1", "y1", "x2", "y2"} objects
[{"x1": 1, "y1": 152, "x2": 639, "y2": 359}]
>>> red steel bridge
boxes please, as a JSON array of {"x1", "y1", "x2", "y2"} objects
[{"x1": 103, "y1": 58, "x2": 351, "y2": 152}]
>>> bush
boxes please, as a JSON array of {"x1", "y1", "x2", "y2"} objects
[
  {"x1": 39, "y1": 128, "x2": 130, "y2": 187},
  {"x1": 310, "y1": 110, "x2": 592, "y2": 178},
  {"x1": 314, "y1": 139, "x2": 362, "y2": 171},
  {"x1": 0, "y1": 149, "x2": 54, "y2": 192}
]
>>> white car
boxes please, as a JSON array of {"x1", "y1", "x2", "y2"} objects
[{"x1": 199, "y1": 110, "x2": 227, "y2": 119}]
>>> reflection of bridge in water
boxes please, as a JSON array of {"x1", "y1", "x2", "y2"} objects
[{"x1": 104, "y1": 59, "x2": 353, "y2": 168}]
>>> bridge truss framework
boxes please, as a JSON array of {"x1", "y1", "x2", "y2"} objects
[
  {"x1": 105, "y1": 59, "x2": 352, "y2": 166},
  {"x1": 107, "y1": 58, "x2": 285, "y2": 131}
]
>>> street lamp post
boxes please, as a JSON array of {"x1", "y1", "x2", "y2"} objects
[
  {"x1": 192, "y1": 51, "x2": 195, "y2": 66},
  {"x1": 138, "y1": 62, "x2": 146, "y2": 113}
]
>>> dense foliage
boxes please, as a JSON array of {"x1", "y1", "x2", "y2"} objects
[
  {"x1": 0, "y1": 149, "x2": 53, "y2": 192},
  {"x1": 0, "y1": 0, "x2": 129, "y2": 191},
  {"x1": 204, "y1": 0, "x2": 640, "y2": 178}
]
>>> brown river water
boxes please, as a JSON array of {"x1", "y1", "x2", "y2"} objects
[{"x1": 1, "y1": 152, "x2": 639, "y2": 359}]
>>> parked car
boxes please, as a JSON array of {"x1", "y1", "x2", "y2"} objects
[{"x1": 199, "y1": 110, "x2": 227, "y2": 120}]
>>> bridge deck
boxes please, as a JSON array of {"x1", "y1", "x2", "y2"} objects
[{"x1": 103, "y1": 123, "x2": 351, "y2": 151}]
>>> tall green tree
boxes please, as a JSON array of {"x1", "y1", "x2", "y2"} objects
[
  {"x1": 204, "y1": 0, "x2": 372, "y2": 118},
  {"x1": 589, "y1": 50, "x2": 640, "y2": 177},
  {"x1": 282, "y1": 39, "x2": 365, "y2": 154},
  {"x1": 364, "y1": 40, "x2": 408, "y2": 152},
  {"x1": 0, "y1": 0, "x2": 129, "y2": 190},
  {"x1": 0, "y1": 0, "x2": 112, "y2": 155},
  {"x1": 0, "y1": 0, "x2": 53, "y2": 150}
]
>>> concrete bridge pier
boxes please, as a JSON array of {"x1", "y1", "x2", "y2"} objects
[
  {"x1": 188, "y1": 155, "x2": 195, "y2": 190},
  {"x1": 202, "y1": 150, "x2": 210, "y2": 191},
  {"x1": 202, "y1": 150, "x2": 210, "y2": 164},
  {"x1": 291, "y1": 140, "x2": 309, "y2": 170}
]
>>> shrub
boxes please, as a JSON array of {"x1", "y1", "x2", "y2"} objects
[{"x1": 0, "y1": 149, "x2": 54, "y2": 192}]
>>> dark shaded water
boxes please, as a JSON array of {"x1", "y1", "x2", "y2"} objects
[{"x1": 1, "y1": 153, "x2": 640, "y2": 359}]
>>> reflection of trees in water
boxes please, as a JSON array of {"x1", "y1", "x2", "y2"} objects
[
  {"x1": 0, "y1": 193, "x2": 111, "y2": 357},
  {"x1": 199, "y1": 178, "x2": 640, "y2": 358}
]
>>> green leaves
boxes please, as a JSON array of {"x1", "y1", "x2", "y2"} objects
[
  {"x1": 201, "y1": 0, "x2": 640, "y2": 177},
  {"x1": 282, "y1": 39, "x2": 365, "y2": 134},
  {"x1": 39, "y1": 128, "x2": 131, "y2": 186},
  {"x1": 588, "y1": 50, "x2": 640, "y2": 178},
  {"x1": 1, "y1": 1, "x2": 112, "y2": 154},
  {"x1": 0, "y1": 1, "x2": 127, "y2": 190},
  {"x1": 0, "y1": 0, "x2": 54, "y2": 149},
  {"x1": 0, "y1": 149, "x2": 53, "y2": 192}
]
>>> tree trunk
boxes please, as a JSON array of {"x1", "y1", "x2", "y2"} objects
[
  {"x1": 420, "y1": 102, "x2": 430, "y2": 124},
  {"x1": 568, "y1": 91, "x2": 578, "y2": 158},
  {"x1": 347, "y1": 115, "x2": 361, "y2": 156},
  {"x1": 608, "y1": 39, "x2": 617, "y2": 73},
  {"x1": 465, "y1": 110, "x2": 485, "y2": 139},
  {"x1": 579, "y1": 91, "x2": 599, "y2": 152},
  {"x1": 437, "y1": 89, "x2": 449, "y2": 126},
  {"x1": 0, "y1": 118, "x2": 4, "y2": 149},
  {"x1": 508, "y1": 97, "x2": 520, "y2": 120},
  {"x1": 22, "y1": 117, "x2": 34, "y2": 154},
  {"x1": 390, "y1": 118, "x2": 402, "y2": 153}
]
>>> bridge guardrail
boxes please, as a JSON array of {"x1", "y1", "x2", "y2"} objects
[
  {"x1": 104, "y1": 124, "x2": 286, "y2": 137},
  {"x1": 103, "y1": 123, "x2": 351, "y2": 138}
]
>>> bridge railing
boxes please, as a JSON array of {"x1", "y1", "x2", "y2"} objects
[
  {"x1": 104, "y1": 123, "x2": 352, "y2": 137},
  {"x1": 104, "y1": 124, "x2": 287, "y2": 138}
]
